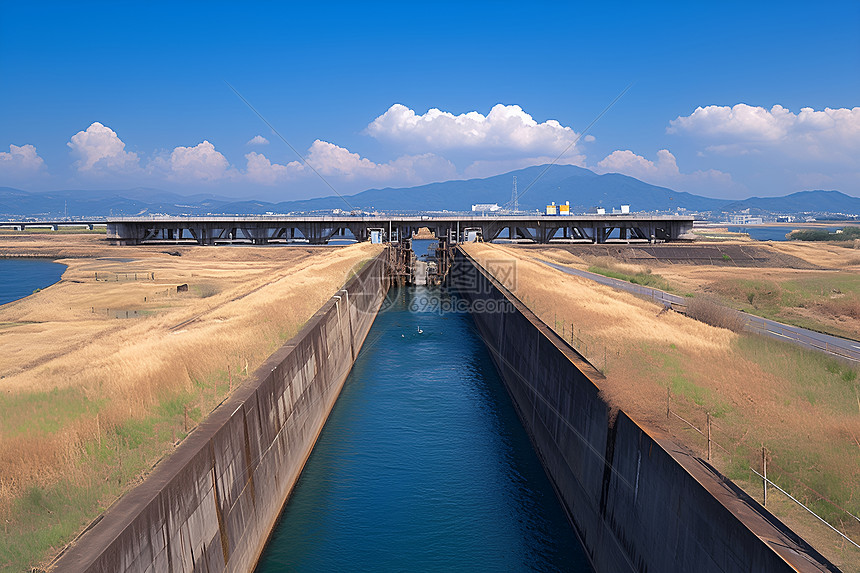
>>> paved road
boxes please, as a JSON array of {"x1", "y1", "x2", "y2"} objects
[{"x1": 540, "y1": 260, "x2": 860, "y2": 364}]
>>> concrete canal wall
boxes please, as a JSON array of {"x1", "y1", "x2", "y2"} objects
[
  {"x1": 452, "y1": 248, "x2": 833, "y2": 573},
  {"x1": 52, "y1": 255, "x2": 389, "y2": 573}
]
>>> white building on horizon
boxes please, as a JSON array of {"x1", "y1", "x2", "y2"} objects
[{"x1": 471, "y1": 203, "x2": 501, "y2": 213}]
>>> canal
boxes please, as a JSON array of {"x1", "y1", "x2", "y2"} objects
[{"x1": 255, "y1": 284, "x2": 592, "y2": 571}]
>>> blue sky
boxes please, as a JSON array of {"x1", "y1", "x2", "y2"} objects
[{"x1": 1, "y1": 1, "x2": 858, "y2": 201}]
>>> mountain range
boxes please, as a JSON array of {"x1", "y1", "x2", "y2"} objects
[{"x1": 1, "y1": 164, "x2": 858, "y2": 218}]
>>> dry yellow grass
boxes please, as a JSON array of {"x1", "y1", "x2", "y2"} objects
[
  {"x1": 464, "y1": 242, "x2": 860, "y2": 571},
  {"x1": 528, "y1": 242, "x2": 860, "y2": 340},
  {"x1": 0, "y1": 234, "x2": 381, "y2": 571},
  {"x1": 769, "y1": 240, "x2": 860, "y2": 269}
]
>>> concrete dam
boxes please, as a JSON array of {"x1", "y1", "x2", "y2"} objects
[{"x1": 52, "y1": 246, "x2": 837, "y2": 572}]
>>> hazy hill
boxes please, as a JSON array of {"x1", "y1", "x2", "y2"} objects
[
  {"x1": 1, "y1": 165, "x2": 858, "y2": 218},
  {"x1": 723, "y1": 190, "x2": 860, "y2": 215},
  {"x1": 271, "y1": 164, "x2": 728, "y2": 213}
]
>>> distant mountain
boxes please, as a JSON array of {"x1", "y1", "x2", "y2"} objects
[
  {"x1": 1, "y1": 166, "x2": 858, "y2": 218},
  {"x1": 722, "y1": 190, "x2": 860, "y2": 215},
  {"x1": 0, "y1": 187, "x2": 235, "y2": 218},
  {"x1": 269, "y1": 164, "x2": 728, "y2": 213}
]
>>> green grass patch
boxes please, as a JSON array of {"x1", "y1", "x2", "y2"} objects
[
  {"x1": 789, "y1": 226, "x2": 860, "y2": 241},
  {"x1": 0, "y1": 387, "x2": 106, "y2": 437},
  {"x1": 190, "y1": 283, "x2": 220, "y2": 298},
  {"x1": 0, "y1": 362, "x2": 245, "y2": 570},
  {"x1": 709, "y1": 274, "x2": 860, "y2": 339},
  {"x1": 641, "y1": 343, "x2": 732, "y2": 417},
  {"x1": 736, "y1": 335, "x2": 860, "y2": 416},
  {"x1": 0, "y1": 480, "x2": 106, "y2": 572},
  {"x1": 587, "y1": 265, "x2": 674, "y2": 291}
]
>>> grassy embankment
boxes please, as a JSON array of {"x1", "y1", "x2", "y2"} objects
[
  {"x1": 585, "y1": 256, "x2": 676, "y2": 292},
  {"x1": 0, "y1": 234, "x2": 381, "y2": 572},
  {"x1": 464, "y1": 242, "x2": 860, "y2": 571},
  {"x1": 539, "y1": 243, "x2": 860, "y2": 341}
]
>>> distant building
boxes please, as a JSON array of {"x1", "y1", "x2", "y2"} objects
[
  {"x1": 472, "y1": 203, "x2": 500, "y2": 213},
  {"x1": 730, "y1": 214, "x2": 763, "y2": 225}
]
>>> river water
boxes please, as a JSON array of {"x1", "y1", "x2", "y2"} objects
[
  {"x1": 0, "y1": 259, "x2": 66, "y2": 306},
  {"x1": 255, "y1": 285, "x2": 592, "y2": 572}
]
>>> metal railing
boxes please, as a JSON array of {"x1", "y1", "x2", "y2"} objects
[{"x1": 665, "y1": 390, "x2": 860, "y2": 552}]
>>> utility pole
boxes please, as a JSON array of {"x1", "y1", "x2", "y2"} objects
[{"x1": 511, "y1": 176, "x2": 519, "y2": 213}]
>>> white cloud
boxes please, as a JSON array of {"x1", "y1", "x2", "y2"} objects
[
  {"x1": 386, "y1": 152, "x2": 458, "y2": 182},
  {"x1": 303, "y1": 140, "x2": 456, "y2": 183},
  {"x1": 150, "y1": 141, "x2": 236, "y2": 182},
  {"x1": 244, "y1": 151, "x2": 294, "y2": 184},
  {"x1": 596, "y1": 149, "x2": 736, "y2": 194},
  {"x1": 242, "y1": 141, "x2": 456, "y2": 188},
  {"x1": 0, "y1": 144, "x2": 45, "y2": 175},
  {"x1": 668, "y1": 104, "x2": 860, "y2": 162},
  {"x1": 247, "y1": 135, "x2": 269, "y2": 146},
  {"x1": 598, "y1": 149, "x2": 677, "y2": 178},
  {"x1": 304, "y1": 140, "x2": 384, "y2": 178},
  {"x1": 367, "y1": 103, "x2": 583, "y2": 158},
  {"x1": 68, "y1": 122, "x2": 140, "y2": 173}
]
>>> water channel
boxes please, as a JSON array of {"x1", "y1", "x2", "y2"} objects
[{"x1": 255, "y1": 282, "x2": 592, "y2": 571}]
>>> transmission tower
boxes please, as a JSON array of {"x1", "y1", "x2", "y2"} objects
[{"x1": 511, "y1": 176, "x2": 519, "y2": 213}]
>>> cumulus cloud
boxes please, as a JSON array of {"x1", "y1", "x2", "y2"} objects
[
  {"x1": 243, "y1": 141, "x2": 457, "y2": 188},
  {"x1": 596, "y1": 149, "x2": 735, "y2": 194},
  {"x1": 0, "y1": 144, "x2": 45, "y2": 175},
  {"x1": 247, "y1": 135, "x2": 269, "y2": 146},
  {"x1": 303, "y1": 140, "x2": 386, "y2": 178},
  {"x1": 669, "y1": 104, "x2": 860, "y2": 162},
  {"x1": 244, "y1": 151, "x2": 294, "y2": 184},
  {"x1": 296, "y1": 140, "x2": 456, "y2": 182},
  {"x1": 68, "y1": 122, "x2": 140, "y2": 173},
  {"x1": 150, "y1": 141, "x2": 236, "y2": 182},
  {"x1": 367, "y1": 103, "x2": 583, "y2": 158}
]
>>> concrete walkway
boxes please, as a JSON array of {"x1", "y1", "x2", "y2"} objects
[{"x1": 539, "y1": 259, "x2": 860, "y2": 364}]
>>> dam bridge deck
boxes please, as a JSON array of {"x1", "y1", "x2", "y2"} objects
[{"x1": 106, "y1": 214, "x2": 695, "y2": 245}]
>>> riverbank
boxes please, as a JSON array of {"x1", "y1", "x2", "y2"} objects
[
  {"x1": 463, "y1": 242, "x2": 860, "y2": 571},
  {"x1": 0, "y1": 233, "x2": 382, "y2": 572}
]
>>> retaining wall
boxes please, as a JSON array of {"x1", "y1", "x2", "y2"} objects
[
  {"x1": 52, "y1": 254, "x2": 389, "y2": 573},
  {"x1": 452, "y1": 248, "x2": 835, "y2": 573}
]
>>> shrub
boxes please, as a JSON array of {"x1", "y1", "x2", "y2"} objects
[
  {"x1": 789, "y1": 226, "x2": 860, "y2": 242},
  {"x1": 685, "y1": 296, "x2": 747, "y2": 332}
]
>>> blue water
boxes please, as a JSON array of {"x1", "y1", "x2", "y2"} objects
[
  {"x1": 255, "y1": 286, "x2": 591, "y2": 572},
  {"x1": 0, "y1": 259, "x2": 66, "y2": 305},
  {"x1": 411, "y1": 238, "x2": 438, "y2": 259}
]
